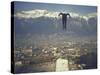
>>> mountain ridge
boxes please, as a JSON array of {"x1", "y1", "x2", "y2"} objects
[{"x1": 14, "y1": 9, "x2": 97, "y2": 20}]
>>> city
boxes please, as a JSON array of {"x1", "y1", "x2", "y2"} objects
[{"x1": 14, "y1": 40, "x2": 97, "y2": 73}]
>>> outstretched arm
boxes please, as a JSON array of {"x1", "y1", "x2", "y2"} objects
[
  {"x1": 67, "y1": 13, "x2": 71, "y2": 18},
  {"x1": 58, "y1": 13, "x2": 62, "y2": 16}
]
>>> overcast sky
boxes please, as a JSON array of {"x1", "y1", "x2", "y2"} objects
[{"x1": 13, "y1": 1, "x2": 97, "y2": 15}]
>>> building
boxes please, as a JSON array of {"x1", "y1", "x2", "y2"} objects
[
  {"x1": 22, "y1": 48, "x2": 33, "y2": 57},
  {"x1": 15, "y1": 61, "x2": 22, "y2": 66},
  {"x1": 56, "y1": 58, "x2": 69, "y2": 71}
]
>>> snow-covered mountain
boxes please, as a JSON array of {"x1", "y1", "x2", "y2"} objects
[
  {"x1": 14, "y1": 9, "x2": 97, "y2": 20},
  {"x1": 14, "y1": 9, "x2": 59, "y2": 19}
]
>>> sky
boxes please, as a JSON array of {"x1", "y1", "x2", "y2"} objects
[
  {"x1": 13, "y1": 1, "x2": 97, "y2": 41},
  {"x1": 13, "y1": 1, "x2": 97, "y2": 15}
]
